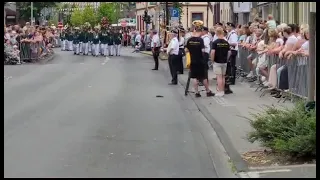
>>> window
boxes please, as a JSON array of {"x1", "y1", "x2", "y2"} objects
[{"x1": 191, "y1": 12, "x2": 203, "y2": 22}]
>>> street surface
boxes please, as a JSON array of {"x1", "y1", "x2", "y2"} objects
[{"x1": 4, "y1": 48, "x2": 235, "y2": 178}]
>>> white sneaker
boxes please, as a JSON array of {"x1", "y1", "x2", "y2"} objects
[
  {"x1": 246, "y1": 71, "x2": 253, "y2": 78},
  {"x1": 215, "y1": 91, "x2": 225, "y2": 97},
  {"x1": 261, "y1": 76, "x2": 267, "y2": 82}
]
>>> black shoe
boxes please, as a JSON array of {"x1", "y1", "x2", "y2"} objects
[
  {"x1": 74, "y1": 52, "x2": 76, "y2": 55},
  {"x1": 195, "y1": 93, "x2": 201, "y2": 98},
  {"x1": 274, "y1": 94, "x2": 282, "y2": 98},
  {"x1": 168, "y1": 82, "x2": 178, "y2": 85},
  {"x1": 206, "y1": 91, "x2": 215, "y2": 97},
  {"x1": 225, "y1": 89, "x2": 233, "y2": 94},
  {"x1": 152, "y1": 68, "x2": 158, "y2": 70}
]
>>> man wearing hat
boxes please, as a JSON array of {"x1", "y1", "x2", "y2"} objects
[
  {"x1": 151, "y1": 29, "x2": 161, "y2": 70},
  {"x1": 167, "y1": 29, "x2": 180, "y2": 85},
  {"x1": 92, "y1": 26, "x2": 101, "y2": 57},
  {"x1": 201, "y1": 26, "x2": 211, "y2": 79},
  {"x1": 114, "y1": 29, "x2": 122, "y2": 56},
  {"x1": 73, "y1": 27, "x2": 81, "y2": 55},
  {"x1": 60, "y1": 28, "x2": 66, "y2": 51},
  {"x1": 178, "y1": 27, "x2": 186, "y2": 74},
  {"x1": 225, "y1": 22, "x2": 238, "y2": 93},
  {"x1": 185, "y1": 21, "x2": 215, "y2": 97},
  {"x1": 108, "y1": 29, "x2": 115, "y2": 56}
]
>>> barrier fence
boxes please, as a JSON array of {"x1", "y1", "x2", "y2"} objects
[
  {"x1": 19, "y1": 41, "x2": 53, "y2": 62},
  {"x1": 237, "y1": 47, "x2": 312, "y2": 99}
]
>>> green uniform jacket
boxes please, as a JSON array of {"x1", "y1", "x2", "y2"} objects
[
  {"x1": 92, "y1": 33, "x2": 100, "y2": 44},
  {"x1": 108, "y1": 33, "x2": 114, "y2": 45},
  {"x1": 88, "y1": 32, "x2": 94, "y2": 42},
  {"x1": 66, "y1": 32, "x2": 73, "y2": 41},
  {"x1": 100, "y1": 31, "x2": 109, "y2": 44},
  {"x1": 81, "y1": 32, "x2": 89, "y2": 43},
  {"x1": 73, "y1": 32, "x2": 80, "y2": 44},
  {"x1": 114, "y1": 33, "x2": 122, "y2": 45},
  {"x1": 60, "y1": 32, "x2": 65, "y2": 41}
]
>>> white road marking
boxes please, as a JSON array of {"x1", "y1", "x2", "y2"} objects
[
  {"x1": 212, "y1": 96, "x2": 235, "y2": 107},
  {"x1": 101, "y1": 57, "x2": 110, "y2": 65},
  {"x1": 239, "y1": 169, "x2": 292, "y2": 178}
]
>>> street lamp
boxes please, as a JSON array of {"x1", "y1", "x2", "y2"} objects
[{"x1": 185, "y1": 2, "x2": 190, "y2": 29}]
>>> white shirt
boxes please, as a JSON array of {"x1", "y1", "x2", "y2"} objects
[
  {"x1": 151, "y1": 34, "x2": 160, "y2": 48},
  {"x1": 179, "y1": 36, "x2": 185, "y2": 48},
  {"x1": 227, "y1": 30, "x2": 238, "y2": 50},
  {"x1": 276, "y1": 38, "x2": 284, "y2": 46},
  {"x1": 301, "y1": 40, "x2": 309, "y2": 51},
  {"x1": 296, "y1": 35, "x2": 302, "y2": 40},
  {"x1": 167, "y1": 37, "x2": 179, "y2": 55},
  {"x1": 201, "y1": 34, "x2": 211, "y2": 54},
  {"x1": 135, "y1": 34, "x2": 141, "y2": 43},
  {"x1": 212, "y1": 34, "x2": 218, "y2": 42},
  {"x1": 285, "y1": 35, "x2": 298, "y2": 48}
]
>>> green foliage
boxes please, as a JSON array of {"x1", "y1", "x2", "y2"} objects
[
  {"x1": 246, "y1": 102, "x2": 316, "y2": 158},
  {"x1": 97, "y1": 3, "x2": 117, "y2": 24},
  {"x1": 17, "y1": 2, "x2": 57, "y2": 21},
  {"x1": 82, "y1": 5, "x2": 97, "y2": 27},
  {"x1": 70, "y1": 8, "x2": 83, "y2": 27}
]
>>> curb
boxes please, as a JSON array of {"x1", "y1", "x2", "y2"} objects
[
  {"x1": 38, "y1": 54, "x2": 56, "y2": 64},
  {"x1": 156, "y1": 57, "x2": 249, "y2": 174},
  {"x1": 178, "y1": 78, "x2": 249, "y2": 173},
  {"x1": 143, "y1": 53, "x2": 249, "y2": 174}
]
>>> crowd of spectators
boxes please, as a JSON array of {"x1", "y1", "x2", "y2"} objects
[
  {"x1": 206, "y1": 14, "x2": 310, "y2": 98},
  {"x1": 4, "y1": 22, "x2": 59, "y2": 64}
]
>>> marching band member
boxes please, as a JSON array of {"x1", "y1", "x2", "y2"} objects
[
  {"x1": 178, "y1": 27, "x2": 186, "y2": 74},
  {"x1": 114, "y1": 29, "x2": 122, "y2": 56},
  {"x1": 100, "y1": 26, "x2": 109, "y2": 56},
  {"x1": 73, "y1": 27, "x2": 80, "y2": 55},
  {"x1": 92, "y1": 26, "x2": 100, "y2": 57},
  {"x1": 167, "y1": 29, "x2": 180, "y2": 85},
  {"x1": 108, "y1": 29, "x2": 115, "y2": 56},
  {"x1": 60, "y1": 28, "x2": 66, "y2": 51},
  {"x1": 151, "y1": 29, "x2": 161, "y2": 70}
]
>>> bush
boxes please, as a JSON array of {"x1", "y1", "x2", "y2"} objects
[{"x1": 246, "y1": 101, "x2": 316, "y2": 158}]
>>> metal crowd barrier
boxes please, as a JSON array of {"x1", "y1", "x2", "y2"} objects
[
  {"x1": 237, "y1": 47, "x2": 311, "y2": 99},
  {"x1": 19, "y1": 41, "x2": 47, "y2": 62}
]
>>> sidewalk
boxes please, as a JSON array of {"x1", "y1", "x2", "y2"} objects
[{"x1": 140, "y1": 52, "x2": 316, "y2": 178}]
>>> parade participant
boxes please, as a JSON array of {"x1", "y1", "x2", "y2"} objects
[
  {"x1": 185, "y1": 20, "x2": 215, "y2": 97},
  {"x1": 114, "y1": 29, "x2": 122, "y2": 56},
  {"x1": 87, "y1": 28, "x2": 94, "y2": 55},
  {"x1": 201, "y1": 26, "x2": 211, "y2": 78},
  {"x1": 60, "y1": 28, "x2": 66, "y2": 51},
  {"x1": 151, "y1": 29, "x2": 161, "y2": 70},
  {"x1": 72, "y1": 27, "x2": 81, "y2": 55},
  {"x1": 100, "y1": 17, "x2": 109, "y2": 56},
  {"x1": 107, "y1": 28, "x2": 115, "y2": 56},
  {"x1": 78, "y1": 26, "x2": 84, "y2": 54},
  {"x1": 226, "y1": 22, "x2": 238, "y2": 87},
  {"x1": 81, "y1": 22, "x2": 90, "y2": 55},
  {"x1": 167, "y1": 29, "x2": 180, "y2": 85},
  {"x1": 66, "y1": 25, "x2": 73, "y2": 51},
  {"x1": 178, "y1": 27, "x2": 186, "y2": 74},
  {"x1": 212, "y1": 22, "x2": 223, "y2": 42},
  {"x1": 211, "y1": 27, "x2": 230, "y2": 97},
  {"x1": 92, "y1": 25, "x2": 100, "y2": 57}
]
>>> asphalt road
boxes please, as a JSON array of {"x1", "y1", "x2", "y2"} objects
[{"x1": 4, "y1": 48, "x2": 235, "y2": 178}]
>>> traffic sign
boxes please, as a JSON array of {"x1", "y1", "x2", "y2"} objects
[
  {"x1": 121, "y1": 20, "x2": 127, "y2": 27},
  {"x1": 58, "y1": 22, "x2": 63, "y2": 29},
  {"x1": 169, "y1": 7, "x2": 180, "y2": 18}
]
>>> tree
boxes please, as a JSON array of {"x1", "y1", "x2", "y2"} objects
[
  {"x1": 97, "y1": 3, "x2": 117, "y2": 24},
  {"x1": 17, "y1": 2, "x2": 57, "y2": 21},
  {"x1": 82, "y1": 5, "x2": 97, "y2": 27},
  {"x1": 70, "y1": 8, "x2": 83, "y2": 27}
]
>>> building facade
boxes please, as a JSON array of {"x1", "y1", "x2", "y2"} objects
[
  {"x1": 210, "y1": 2, "x2": 231, "y2": 24},
  {"x1": 279, "y1": 2, "x2": 316, "y2": 25},
  {"x1": 233, "y1": 2, "x2": 251, "y2": 25},
  {"x1": 135, "y1": 2, "x2": 214, "y2": 32}
]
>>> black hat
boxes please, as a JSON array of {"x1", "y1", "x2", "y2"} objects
[
  {"x1": 227, "y1": 22, "x2": 235, "y2": 28},
  {"x1": 171, "y1": 29, "x2": 178, "y2": 34},
  {"x1": 203, "y1": 26, "x2": 208, "y2": 31},
  {"x1": 179, "y1": 27, "x2": 185, "y2": 32},
  {"x1": 216, "y1": 22, "x2": 223, "y2": 26}
]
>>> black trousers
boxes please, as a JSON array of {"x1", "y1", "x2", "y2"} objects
[
  {"x1": 168, "y1": 54, "x2": 179, "y2": 84},
  {"x1": 226, "y1": 50, "x2": 237, "y2": 85},
  {"x1": 178, "y1": 48, "x2": 185, "y2": 74},
  {"x1": 152, "y1": 47, "x2": 160, "y2": 69}
]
